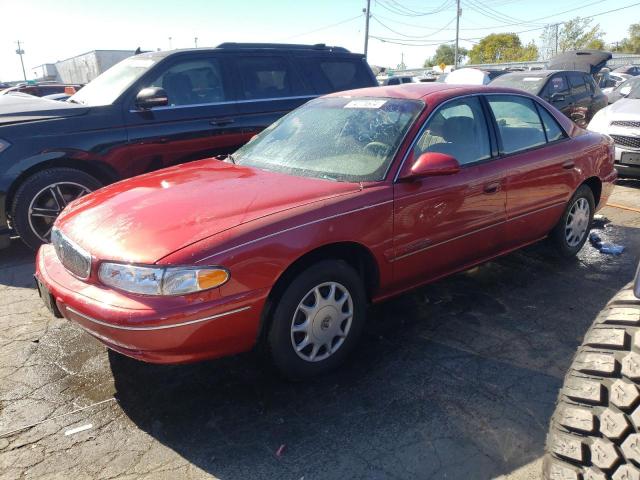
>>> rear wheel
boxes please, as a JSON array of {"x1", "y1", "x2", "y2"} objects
[
  {"x1": 544, "y1": 282, "x2": 640, "y2": 479},
  {"x1": 550, "y1": 185, "x2": 595, "y2": 258},
  {"x1": 11, "y1": 168, "x2": 101, "y2": 250},
  {"x1": 267, "y1": 260, "x2": 367, "y2": 380}
]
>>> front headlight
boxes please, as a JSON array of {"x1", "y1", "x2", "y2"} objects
[
  {"x1": 98, "y1": 263, "x2": 229, "y2": 296},
  {"x1": 0, "y1": 138, "x2": 11, "y2": 154}
]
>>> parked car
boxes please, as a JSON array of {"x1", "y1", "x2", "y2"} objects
[
  {"x1": 606, "y1": 76, "x2": 640, "y2": 104},
  {"x1": 0, "y1": 83, "x2": 82, "y2": 97},
  {"x1": 0, "y1": 43, "x2": 377, "y2": 250},
  {"x1": 35, "y1": 83, "x2": 616, "y2": 379},
  {"x1": 490, "y1": 70, "x2": 608, "y2": 127},
  {"x1": 588, "y1": 77, "x2": 640, "y2": 178},
  {"x1": 613, "y1": 64, "x2": 640, "y2": 76},
  {"x1": 444, "y1": 67, "x2": 508, "y2": 85},
  {"x1": 381, "y1": 75, "x2": 418, "y2": 86},
  {"x1": 543, "y1": 263, "x2": 640, "y2": 480}
]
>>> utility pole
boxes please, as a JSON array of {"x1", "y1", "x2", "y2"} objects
[
  {"x1": 194, "y1": 37, "x2": 198, "y2": 48},
  {"x1": 454, "y1": 0, "x2": 461, "y2": 69},
  {"x1": 364, "y1": 0, "x2": 371, "y2": 59},
  {"x1": 168, "y1": 36, "x2": 173, "y2": 50},
  {"x1": 554, "y1": 23, "x2": 559, "y2": 55},
  {"x1": 15, "y1": 40, "x2": 27, "y2": 81}
]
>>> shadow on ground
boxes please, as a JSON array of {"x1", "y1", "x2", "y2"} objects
[{"x1": 109, "y1": 222, "x2": 640, "y2": 479}]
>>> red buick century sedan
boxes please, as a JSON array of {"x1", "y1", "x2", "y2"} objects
[{"x1": 35, "y1": 83, "x2": 616, "y2": 378}]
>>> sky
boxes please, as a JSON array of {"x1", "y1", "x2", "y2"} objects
[{"x1": 1, "y1": 0, "x2": 639, "y2": 82}]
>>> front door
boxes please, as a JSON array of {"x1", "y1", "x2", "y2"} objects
[
  {"x1": 123, "y1": 55, "x2": 246, "y2": 178},
  {"x1": 392, "y1": 96, "x2": 507, "y2": 291}
]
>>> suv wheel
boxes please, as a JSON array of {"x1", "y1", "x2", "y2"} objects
[
  {"x1": 11, "y1": 168, "x2": 101, "y2": 250},
  {"x1": 267, "y1": 260, "x2": 367, "y2": 380}
]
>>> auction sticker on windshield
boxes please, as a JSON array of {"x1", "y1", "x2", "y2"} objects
[{"x1": 344, "y1": 99, "x2": 387, "y2": 109}]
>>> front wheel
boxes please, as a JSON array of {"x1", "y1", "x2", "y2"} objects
[
  {"x1": 267, "y1": 260, "x2": 367, "y2": 380},
  {"x1": 550, "y1": 185, "x2": 595, "y2": 258},
  {"x1": 11, "y1": 168, "x2": 102, "y2": 250}
]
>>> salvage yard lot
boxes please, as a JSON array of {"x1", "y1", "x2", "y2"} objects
[{"x1": 1, "y1": 183, "x2": 639, "y2": 480}]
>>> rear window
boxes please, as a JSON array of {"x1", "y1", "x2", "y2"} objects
[
  {"x1": 298, "y1": 57, "x2": 373, "y2": 94},
  {"x1": 490, "y1": 74, "x2": 547, "y2": 94}
]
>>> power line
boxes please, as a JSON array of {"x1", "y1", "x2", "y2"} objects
[
  {"x1": 282, "y1": 14, "x2": 363, "y2": 41},
  {"x1": 371, "y1": 14, "x2": 457, "y2": 39}
]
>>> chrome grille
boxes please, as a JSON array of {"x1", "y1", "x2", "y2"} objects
[
  {"x1": 610, "y1": 135, "x2": 640, "y2": 150},
  {"x1": 51, "y1": 228, "x2": 91, "y2": 279},
  {"x1": 611, "y1": 120, "x2": 640, "y2": 128}
]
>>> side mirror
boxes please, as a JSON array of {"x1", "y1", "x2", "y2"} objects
[
  {"x1": 136, "y1": 87, "x2": 169, "y2": 110},
  {"x1": 620, "y1": 86, "x2": 632, "y2": 97},
  {"x1": 399, "y1": 152, "x2": 461, "y2": 180},
  {"x1": 550, "y1": 92, "x2": 565, "y2": 103}
]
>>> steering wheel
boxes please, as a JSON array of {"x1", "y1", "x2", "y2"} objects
[{"x1": 364, "y1": 141, "x2": 390, "y2": 157}]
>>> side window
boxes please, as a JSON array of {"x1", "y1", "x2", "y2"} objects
[
  {"x1": 568, "y1": 73, "x2": 588, "y2": 96},
  {"x1": 487, "y1": 95, "x2": 546, "y2": 154},
  {"x1": 537, "y1": 105, "x2": 566, "y2": 142},
  {"x1": 584, "y1": 75, "x2": 595, "y2": 94},
  {"x1": 235, "y1": 56, "x2": 298, "y2": 100},
  {"x1": 544, "y1": 75, "x2": 569, "y2": 99},
  {"x1": 387, "y1": 77, "x2": 400, "y2": 85},
  {"x1": 145, "y1": 58, "x2": 227, "y2": 106},
  {"x1": 413, "y1": 96, "x2": 490, "y2": 166}
]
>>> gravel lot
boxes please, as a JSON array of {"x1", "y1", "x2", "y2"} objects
[{"x1": 1, "y1": 182, "x2": 639, "y2": 480}]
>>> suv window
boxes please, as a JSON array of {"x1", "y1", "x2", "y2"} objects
[
  {"x1": 487, "y1": 95, "x2": 546, "y2": 154},
  {"x1": 568, "y1": 73, "x2": 588, "y2": 96},
  {"x1": 544, "y1": 75, "x2": 569, "y2": 99},
  {"x1": 146, "y1": 58, "x2": 227, "y2": 106},
  {"x1": 297, "y1": 57, "x2": 372, "y2": 94},
  {"x1": 536, "y1": 105, "x2": 566, "y2": 142},
  {"x1": 413, "y1": 96, "x2": 490, "y2": 166},
  {"x1": 235, "y1": 56, "x2": 299, "y2": 100},
  {"x1": 387, "y1": 78, "x2": 400, "y2": 85}
]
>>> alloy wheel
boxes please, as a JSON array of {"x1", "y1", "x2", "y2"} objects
[
  {"x1": 290, "y1": 281, "x2": 354, "y2": 363},
  {"x1": 27, "y1": 182, "x2": 92, "y2": 242},
  {"x1": 565, "y1": 197, "x2": 590, "y2": 247}
]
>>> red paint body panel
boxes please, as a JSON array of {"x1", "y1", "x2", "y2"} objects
[{"x1": 35, "y1": 84, "x2": 617, "y2": 364}]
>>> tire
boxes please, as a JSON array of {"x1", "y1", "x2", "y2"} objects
[
  {"x1": 550, "y1": 185, "x2": 596, "y2": 258},
  {"x1": 544, "y1": 282, "x2": 640, "y2": 479},
  {"x1": 11, "y1": 168, "x2": 102, "y2": 250},
  {"x1": 267, "y1": 260, "x2": 367, "y2": 380}
]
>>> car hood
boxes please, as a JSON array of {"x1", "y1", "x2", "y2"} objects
[
  {"x1": 55, "y1": 159, "x2": 360, "y2": 264},
  {"x1": 0, "y1": 93, "x2": 88, "y2": 125},
  {"x1": 606, "y1": 98, "x2": 640, "y2": 118}
]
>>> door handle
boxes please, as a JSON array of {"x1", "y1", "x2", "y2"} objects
[
  {"x1": 210, "y1": 117, "x2": 235, "y2": 126},
  {"x1": 562, "y1": 160, "x2": 575, "y2": 170},
  {"x1": 483, "y1": 182, "x2": 501, "y2": 194}
]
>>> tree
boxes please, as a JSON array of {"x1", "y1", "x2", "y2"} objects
[
  {"x1": 468, "y1": 33, "x2": 539, "y2": 64},
  {"x1": 424, "y1": 43, "x2": 468, "y2": 67},
  {"x1": 558, "y1": 17, "x2": 604, "y2": 52},
  {"x1": 615, "y1": 23, "x2": 640, "y2": 53}
]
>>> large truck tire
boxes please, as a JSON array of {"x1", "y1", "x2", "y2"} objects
[{"x1": 544, "y1": 279, "x2": 640, "y2": 479}]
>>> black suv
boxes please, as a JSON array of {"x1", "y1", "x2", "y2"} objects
[
  {"x1": 490, "y1": 70, "x2": 608, "y2": 128},
  {"x1": 0, "y1": 43, "x2": 377, "y2": 249}
]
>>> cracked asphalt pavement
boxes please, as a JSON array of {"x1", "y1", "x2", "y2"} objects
[{"x1": 1, "y1": 183, "x2": 639, "y2": 480}]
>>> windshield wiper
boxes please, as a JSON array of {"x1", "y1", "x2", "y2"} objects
[
  {"x1": 216, "y1": 154, "x2": 236, "y2": 164},
  {"x1": 67, "y1": 98, "x2": 81, "y2": 104}
]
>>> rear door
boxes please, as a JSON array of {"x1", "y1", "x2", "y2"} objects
[
  {"x1": 392, "y1": 95, "x2": 507, "y2": 291},
  {"x1": 124, "y1": 54, "x2": 245, "y2": 177},
  {"x1": 567, "y1": 72, "x2": 591, "y2": 127},
  {"x1": 485, "y1": 94, "x2": 576, "y2": 247}
]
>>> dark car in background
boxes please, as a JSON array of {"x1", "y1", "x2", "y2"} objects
[
  {"x1": 1, "y1": 83, "x2": 82, "y2": 97},
  {"x1": 490, "y1": 70, "x2": 607, "y2": 127},
  {"x1": 0, "y1": 43, "x2": 377, "y2": 250},
  {"x1": 613, "y1": 64, "x2": 640, "y2": 76}
]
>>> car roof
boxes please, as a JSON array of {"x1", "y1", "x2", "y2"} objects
[
  {"x1": 496, "y1": 70, "x2": 588, "y2": 78},
  {"x1": 136, "y1": 43, "x2": 358, "y2": 61},
  {"x1": 325, "y1": 83, "x2": 538, "y2": 101}
]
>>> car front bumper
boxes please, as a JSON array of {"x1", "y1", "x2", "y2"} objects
[
  {"x1": 35, "y1": 244, "x2": 268, "y2": 364},
  {"x1": 614, "y1": 146, "x2": 640, "y2": 178}
]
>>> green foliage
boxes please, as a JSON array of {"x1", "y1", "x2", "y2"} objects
[
  {"x1": 424, "y1": 43, "x2": 468, "y2": 68},
  {"x1": 468, "y1": 33, "x2": 539, "y2": 64},
  {"x1": 615, "y1": 23, "x2": 640, "y2": 53},
  {"x1": 558, "y1": 17, "x2": 604, "y2": 52}
]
